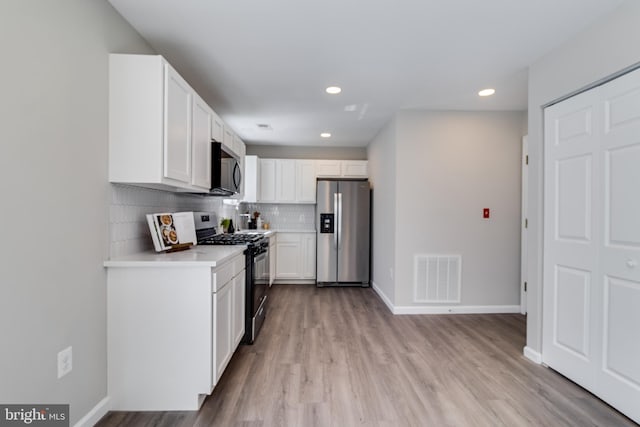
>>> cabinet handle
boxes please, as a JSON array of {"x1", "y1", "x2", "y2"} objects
[{"x1": 626, "y1": 258, "x2": 638, "y2": 268}]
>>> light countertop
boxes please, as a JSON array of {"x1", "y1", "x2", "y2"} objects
[
  {"x1": 104, "y1": 245, "x2": 245, "y2": 268},
  {"x1": 237, "y1": 229, "x2": 315, "y2": 234}
]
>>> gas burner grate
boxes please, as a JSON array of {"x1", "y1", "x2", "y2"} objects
[{"x1": 198, "y1": 233, "x2": 263, "y2": 245}]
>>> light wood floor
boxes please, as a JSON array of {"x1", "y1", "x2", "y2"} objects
[{"x1": 97, "y1": 285, "x2": 636, "y2": 427}]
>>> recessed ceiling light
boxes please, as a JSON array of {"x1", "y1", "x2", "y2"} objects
[
  {"x1": 320, "y1": 132, "x2": 332, "y2": 138},
  {"x1": 478, "y1": 88, "x2": 496, "y2": 97},
  {"x1": 326, "y1": 86, "x2": 342, "y2": 95}
]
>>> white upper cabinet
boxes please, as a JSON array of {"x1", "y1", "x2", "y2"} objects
[
  {"x1": 252, "y1": 158, "x2": 366, "y2": 203},
  {"x1": 211, "y1": 110, "x2": 224, "y2": 143},
  {"x1": 275, "y1": 159, "x2": 296, "y2": 202},
  {"x1": 316, "y1": 160, "x2": 368, "y2": 178},
  {"x1": 223, "y1": 126, "x2": 235, "y2": 156},
  {"x1": 315, "y1": 160, "x2": 342, "y2": 177},
  {"x1": 109, "y1": 54, "x2": 214, "y2": 192},
  {"x1": 256, "y1": 159, "x2": 316, "y2": 204},
  {"x1": 296, "y1": 160, "x2": 316, "y2": 203},
  {"x1": 259, "y1": 159, "x2": 276, "y2": 202},
  {"x1": 243, "y1": 155, "x2": 259, "y2": 203},
  {"x1": 341, "y1": 160, "x2": 368, "y2": 177},
  {"x1": 163, "y1": 65, "x2": 192, "y2": 183},
  {"x1": 191, "y1": 93, "x2": 212, "y2": 189}
]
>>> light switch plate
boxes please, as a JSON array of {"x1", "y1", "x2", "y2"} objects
[{"x1": 57, "y1": 346, "x2": 72, "y2": 379}]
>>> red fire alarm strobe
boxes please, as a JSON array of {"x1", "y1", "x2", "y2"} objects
[{"x1": 483, "y1": 208, "x2": 490, "y2": 219}]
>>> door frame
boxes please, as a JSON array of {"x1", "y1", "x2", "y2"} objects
[{"x1": 521, "y1": 136, "x2": 528, "y2": 315}]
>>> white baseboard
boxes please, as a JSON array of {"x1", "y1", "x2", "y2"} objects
[
  {"x1": 74, "y1": 396, "x2": 111, "y2": 427},
  {"x1": 371, "y1": 281, "x2": 395, "y2": 313},
  {"x1": 392, "y1": 305, "x2": 521, "y2": 315},
  {"x1": 370, "y1": 282, "x2": 520, "y2": 315},
  {"x1": 523, "y1": 346, "x2": 543, "y2": 364}
]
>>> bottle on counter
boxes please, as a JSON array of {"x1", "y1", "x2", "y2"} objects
[{"x1": 228, "y1": 220, "x2": 235, "y2": 234}]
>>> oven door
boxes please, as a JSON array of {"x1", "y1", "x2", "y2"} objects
[
  {"x1": 253, "y1": 249, "x2": 268, "y2": 306},
  {"x1": 247, "y1": 246, "x2": 268, "y2": 343}
]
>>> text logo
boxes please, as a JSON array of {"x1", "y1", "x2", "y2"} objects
[{"x1": 0, "y1": 405, "x2": 68, "y2": 427}]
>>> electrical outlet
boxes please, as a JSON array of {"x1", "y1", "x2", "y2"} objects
[{"x1": 57, "y1": 346, "x2": 72, "y2": 379}]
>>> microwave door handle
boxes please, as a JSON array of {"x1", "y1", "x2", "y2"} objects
[{"x1": 233, "y1": 162, "x2": 241, "y2": 190}]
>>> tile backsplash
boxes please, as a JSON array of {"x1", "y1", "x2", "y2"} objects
[
  {"x1": 109, "y1": 184, "x2": 317, "y2": 258},
  {"x1": 109, "y1": 184, "x2": 224, "y2": 258},
  {"x1": 240, "y1": 203, "x2": 315, "y2": 231}
]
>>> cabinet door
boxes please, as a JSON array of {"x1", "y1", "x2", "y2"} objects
[
  {"x1": 211, "y1": 111, "x2": 224, "y2": 143},
  {"x1": 301, "y1": 234, "x2": 316, "y2": 279},
  {"x1": 191, "y1": 94, "x2": 212, "y2": 189},
  {"x1": 259, "y1": 159, "x2": 276, "y2": 202},
  {"x1": 213, "y1": 282, "x2": 233, "y2": 383},
  {"x1": 243, "y1": 155, "x2": 259, "y2": 203},
  {"x1": 232, "y1": 272, "x2": 245, "y2": 348},
  {"x1": 164, "y1": 64, "x2": 192, "y2": 183},
  {"x1": 276, "y1": 234, "x2": 301, "y2": 279},
  {"x1": 223, "y1": 126, "x2": 235, "y2": 156},
  {"x1": 276, "y1": 159, "x2": 296, "y2": 202},
  {"x1": 296, "y1": 160, "x2": 316, "y2": 203},
  {"x1": 315, "y1": 160, "x2": 342, "y2": 177},
  {"x1": 342, "y1": 160, "x2": 368, "y2": 177},
  {"x1": 269, "y1": 237, "x2": 276, "y2": 286}
]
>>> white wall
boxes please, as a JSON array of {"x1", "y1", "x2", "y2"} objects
[
  {"x1": 394, "y1": 111, "x2": 524, "y2": 308},
  {"x1": 0, "y1": 1, "x2": 153, "y2": 424},
  {"x1": 526, "y1": 0, "x2": 640, "y2": 355},
  {"x1": 367, "y1": 118, "x2": 397, "y2": 305}
]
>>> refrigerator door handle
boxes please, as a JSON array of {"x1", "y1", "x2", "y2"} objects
[
  {"x1": 333, "y1": 192, "x2": 339, "y2": 249},
  {"x1": 337, "y1": 192, "x2": 342, "y2": 249}
]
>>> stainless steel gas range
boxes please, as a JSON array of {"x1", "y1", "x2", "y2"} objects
[{"x1": 193, "y1": 212, "x2": 269, "y2": 344}]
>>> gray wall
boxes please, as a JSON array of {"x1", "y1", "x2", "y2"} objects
[
  {"x1": 526, "y1": 0, "x2": 640, "y2": 354},
  {"x1": 367, "y1": 118, "x2": 398, "y2": 304},
  {"x1": 0, "y1": 1, "x2": 153, "y2": 424},
  {"x1": 247, "y1": 144, "x2": 367, "y2": 160},
  {"x1": 394, "y1": 111, "x2": 524, "y2": 307},
  {"x1": 367, "y1": 111, "x2": 525, "y2": 309}
]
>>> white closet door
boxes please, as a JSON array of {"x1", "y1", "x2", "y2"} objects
[
  {"x1": 543, "y1": 67, "x2": 640, "y2": 424},
  {"x1": 543, "y1": 87, "x2": 601, "y2": 391},
  {"x1": 597, "y1": 69, "x2": 640, "y2": 422}
]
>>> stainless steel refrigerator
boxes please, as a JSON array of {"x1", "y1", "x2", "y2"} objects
[{"x1": 316, "y1": 179, "x2": 370, "y2": 287}]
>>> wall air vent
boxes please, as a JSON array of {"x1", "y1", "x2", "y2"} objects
[{"x1": 414, "y1": 254, "x2": 462, "y2": 303}]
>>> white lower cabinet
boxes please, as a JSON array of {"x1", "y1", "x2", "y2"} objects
[
  {"x1": 213, "y1": 252, "x2": 245, "y2": 385},
  {"x1": 301, "y1": 233, "x2": 316, "y2": 279},
  {"x1": 269, "y1": 234, "x2": 276, "y2": 286},
  {"x1": 275, "y1": 232, "x2": 316, "y2": 283},
  {"x1": 213, "y1": 279, "x2": 232, "y2": 383},
  {"x1": 276, "y1": 233, "x2": 301, "y2": 279},
  {"x1": 232, "y1": 268, "x2": 246, "y2": 347},
  {"x1": 106, "y1": 251, "x2": 245, "y2": 411}
]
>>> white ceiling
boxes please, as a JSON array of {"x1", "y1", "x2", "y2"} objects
[{"x1": 109, "y1": 0, "x2": 624, "y2": 147}]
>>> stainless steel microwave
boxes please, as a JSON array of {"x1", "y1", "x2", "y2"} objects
[{"x1": 209, "y1": 141, "x2": 241, "y2": 196}]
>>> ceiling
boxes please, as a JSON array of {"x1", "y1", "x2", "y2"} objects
[{"x1": 109, "y1": 0, "x2": 624, "y2": 147}]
